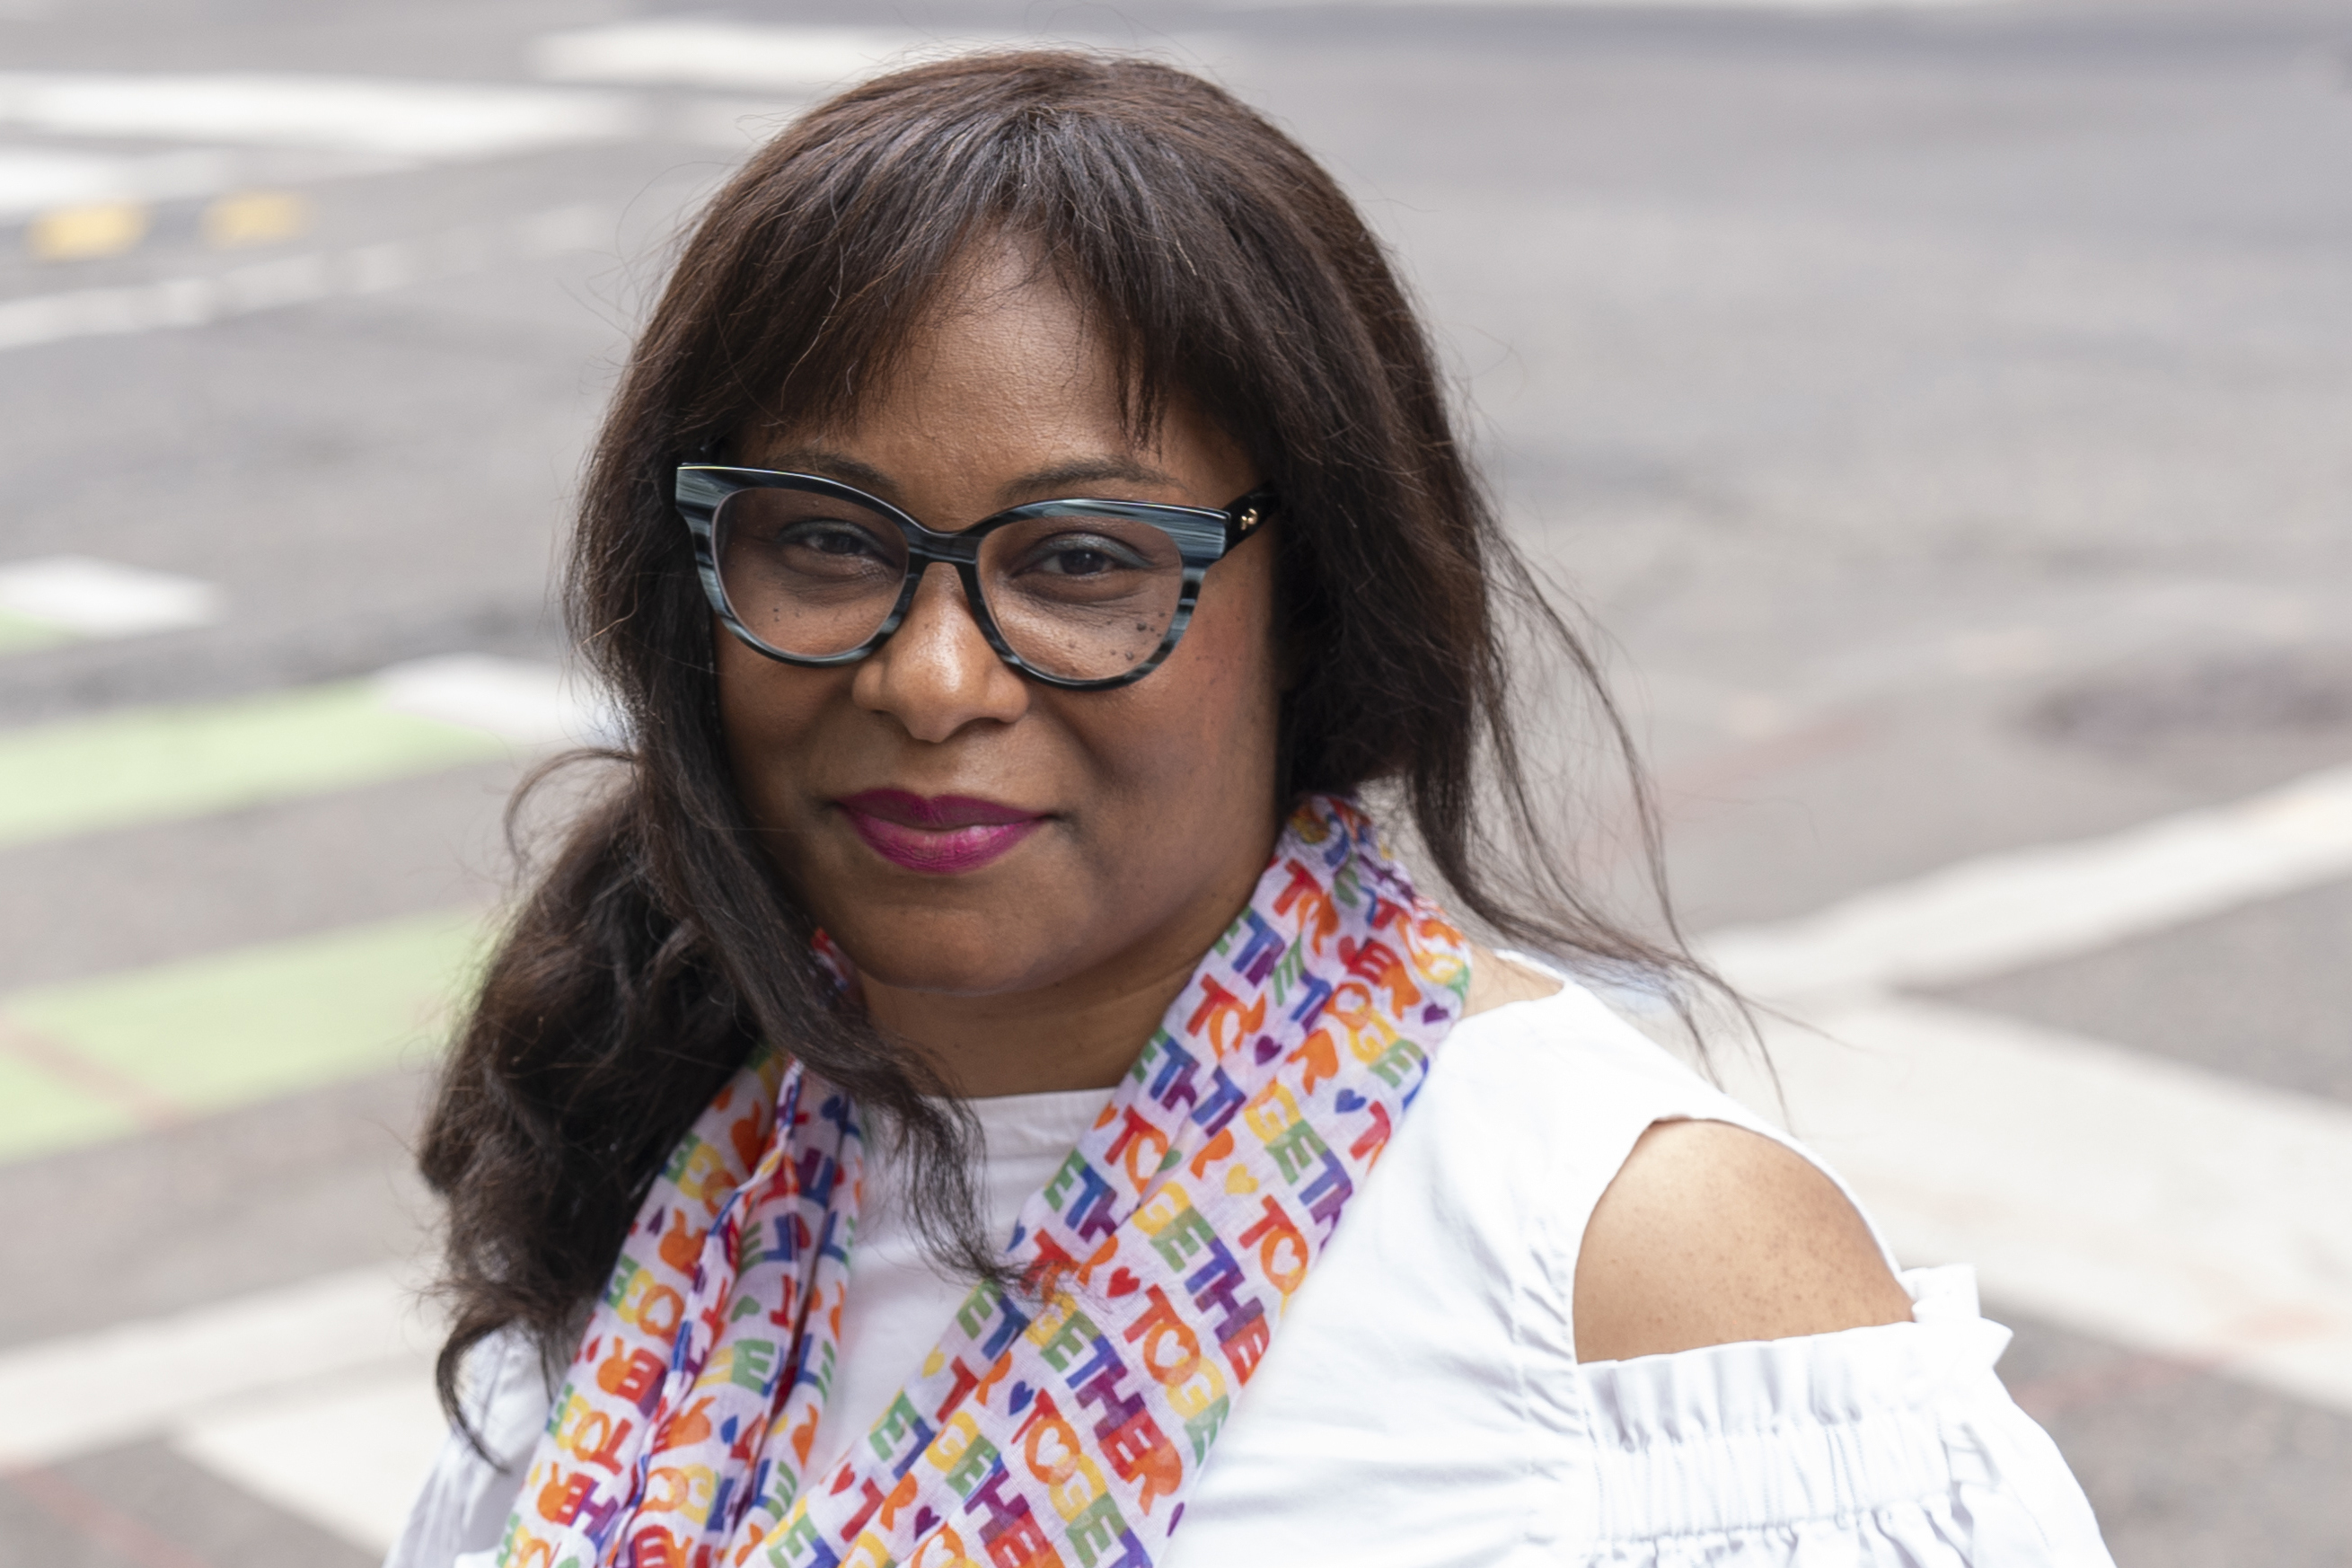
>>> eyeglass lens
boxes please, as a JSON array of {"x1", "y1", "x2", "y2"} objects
[{"x1": 713, "y1": 488, "x2": 1190, "y2": 683}]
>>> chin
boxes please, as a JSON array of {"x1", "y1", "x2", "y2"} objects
[{"x1": 826, "y1": 903, "x2": 1078, "y2": 999}]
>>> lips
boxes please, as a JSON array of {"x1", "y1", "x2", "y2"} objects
[{"x1": 833, "y1": 789, "x2": 1046, "y2": 875}]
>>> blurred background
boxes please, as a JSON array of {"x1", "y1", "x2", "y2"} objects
[{"x1": 0, "y1": 0, "x2": 2348, "y2": 1562}]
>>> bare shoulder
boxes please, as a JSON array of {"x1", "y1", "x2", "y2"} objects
[{"x1": 1572, "y1": 1118, "x2": 1916, "y2": 1362}]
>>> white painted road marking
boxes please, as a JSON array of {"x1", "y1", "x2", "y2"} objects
[
  {"x1": 0, "y1": 204, "x2": 608, "y2": 354},
  {"x1": 172, "y1": 1364, "x2": 450, "y2": 1554},
  {"x1": 1715, "y1": 996, "x2": 2352, "y2": 1416},
  {"x1": 0, "y1": 144, "x2": 408, "y2": 226},
  {"x1": 1702, "y1": 762, "x2": 2352, "y2": 1001},
  {"x1": 0, "y1": 556, "x2": 220, "y2": 637},
  {"x1": 375, "y1": 653, "x2": 624, "y2": 750},
  {"x1": 0, "y1": 146, "x2": 240, "y2": 219},
  {"x1": 0, "y1": 1267, "x2": 450, "y2": 1552},
  {"x1": 532, "y1": 22, "x2": 938, "y2": 92},
  {"x1": 0, "y1": 1267, "x2": 431, "y2": 1468},
  {"x1": 1688, "y1": 758, "x2": 2352, "y2": 1413},
  {"x1": 0, "y1": 74, "x2": 639, "y2": 161}
]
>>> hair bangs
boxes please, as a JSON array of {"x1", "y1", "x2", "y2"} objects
[{"x1": 668, "y1": 51, "x2": 1361, "y2": 470}]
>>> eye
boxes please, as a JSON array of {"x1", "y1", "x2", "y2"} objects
[
  {"x1": 778, "y1": 519, "x2": 891, "y2": 559},
  {"x1": 1020, "y1": 533, "x2": 1152, "y2": 577}
]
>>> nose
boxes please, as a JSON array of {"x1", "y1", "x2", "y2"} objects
[{"x1": 851, "y1": 563, "x2": 1031, "y2": 742}]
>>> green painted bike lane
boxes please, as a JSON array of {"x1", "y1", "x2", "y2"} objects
[
  {"x1": 0, "y1": 679, "x2": 517, "y2": 850},
  {"x1": 0, "y1": 669, "x2": 557, "y2": 1163},
  {"x1": 0, "y1": 908, "x2": 489, "y2": 1164}
]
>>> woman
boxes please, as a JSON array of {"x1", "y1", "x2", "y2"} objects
[{"x1": 392, "y1": 50, "x2": 2113, "y2": 1568}]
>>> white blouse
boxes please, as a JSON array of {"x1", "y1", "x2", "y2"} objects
[{"x1": 388, "y1": 974, "x2": 2115, "y2": 1568}]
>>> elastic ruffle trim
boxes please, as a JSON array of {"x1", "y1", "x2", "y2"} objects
[{"x1": 1573, "y1": 1267, "x2": 2112, "y2": 1566}]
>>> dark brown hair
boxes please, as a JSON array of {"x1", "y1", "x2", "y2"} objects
[{"x1": 419, "y1": 48, "x2": 1713, "y2": 1426}]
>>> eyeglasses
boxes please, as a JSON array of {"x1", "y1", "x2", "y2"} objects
[{"x1": 674, "y1": 465, "x2": 1274, "y2": 690}]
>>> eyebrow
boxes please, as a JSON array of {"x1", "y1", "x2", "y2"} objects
[
  {"x1": 753, "y1": 446, "x2": 1184, "y2": 511},
  {"x1": 756, "y1": 446, "x2": 897, "y2": 496},
  {"x1": 1002, "y1": 456, "x2": 1182, "y2": 498}
]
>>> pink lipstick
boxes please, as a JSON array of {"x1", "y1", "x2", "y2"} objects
[{"x1": 833, "y1": 789, "x2": 1046, "y2": 875}]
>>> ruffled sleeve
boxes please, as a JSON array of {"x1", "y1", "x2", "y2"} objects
[{"x1": 1572, "y1": 1267, "x2": 2115, "y2": 1567}]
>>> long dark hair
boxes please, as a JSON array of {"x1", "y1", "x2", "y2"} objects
[{"x1": 419, "y1": 48, "x2": 1717, "y2": 1425}]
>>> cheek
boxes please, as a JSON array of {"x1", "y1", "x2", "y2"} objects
[
  {"x1": 1070, "y1": 549, "x2": 1282, "y2": 797},
  {"x1": 1189, "y1": 545, "x2": 1284, "y2": 736},
  {"x1": 713, "y1": 630, "x2": 839, "y2": 827}
]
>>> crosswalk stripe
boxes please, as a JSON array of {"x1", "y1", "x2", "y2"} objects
[
  {"x1": 0, "y1": 1265, "x2": 447, "y2": 1554},
  {"x1": 0, "y1": 556, "x2": 223, "y2": 643},
  {"x1": 1714, "y1": 996, "x2": 2352, "y2": 1415},
  {"x1": 375, "y1": 653, "x2": 619, "y2": 749},
  {"x1": 0, "y1": 909, "x2": 484, "y2": 1164},
  {"x1": 1702, "y1": 762, "x2": 2352, "y2": 1000},
  {"x1": 0, "y1": 73, "x2": 639, "y2": 161},
  {"x1": 532, "y1": 21, "x2": 929, "y2": 92},
  {"x1": 1688, "y1": 761, "x2": 2352, "y2": 1414},
  {"x1": 0, "y1": 1266, "x2": 429, "y2": 1468},
  {"x1": 172, "y1": 1364, "x2": 448, "y2": 1554}
]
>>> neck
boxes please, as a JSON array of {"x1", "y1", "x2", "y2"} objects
[{"x1": 859, "y1": 939, "x2": 1205, "y2": 1098}]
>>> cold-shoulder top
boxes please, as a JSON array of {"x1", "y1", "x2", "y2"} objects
[{"x1": 389, "y1": 972, "x2": 2115, "y2": 1567}]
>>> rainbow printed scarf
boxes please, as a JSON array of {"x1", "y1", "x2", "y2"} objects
[{"x1": 496, "y1": 794, "x2": 1468, "y2": 1568}]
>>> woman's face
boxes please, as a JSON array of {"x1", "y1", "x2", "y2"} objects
[{"x1": 718, "y1": 244, "x2": 1283, "y2": 1017}]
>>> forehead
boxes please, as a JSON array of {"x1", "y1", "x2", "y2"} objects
[
  {"x1": 880, "y1": 254, "x2": 1126, "y2": 430},
  {"x1": 744, "y1": 252, "x2": 1252, "y2": 505}
]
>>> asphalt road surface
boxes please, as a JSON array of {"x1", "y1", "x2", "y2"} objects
[{"x1": 2, "y1": 1, "x2": 2349, "y2": 1563}]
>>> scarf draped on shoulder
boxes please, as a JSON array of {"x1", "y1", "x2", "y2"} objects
[{"x1": 497, "y1": 793, "x2": 1469, "y2": 1568}]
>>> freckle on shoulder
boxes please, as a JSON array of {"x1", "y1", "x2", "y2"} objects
[{"x1": 1570, "y1": 1119, "x2": 1916, "y2": 1363}]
